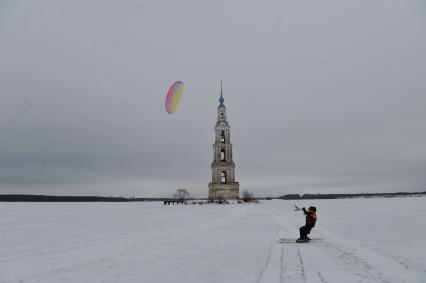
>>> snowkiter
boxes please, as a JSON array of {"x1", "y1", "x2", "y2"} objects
[{"x1": 298, "y1": 206, "x2": 317, "y2": 242}]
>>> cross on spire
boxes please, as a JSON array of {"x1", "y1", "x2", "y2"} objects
[{"x1": 219, "y1": 80, "x2": 224, "y2": 105}]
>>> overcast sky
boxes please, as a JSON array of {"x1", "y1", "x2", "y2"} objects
[{"x1": 0, "y1": 0, "x2": 425, "y2": 197}]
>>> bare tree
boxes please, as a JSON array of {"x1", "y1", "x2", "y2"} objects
[
  {"x1": 174, "y1": 189, "x2": 191, "y2": 203},
  {"x1": 242, "y1": 190, "x2": 257, "y2": 203}
]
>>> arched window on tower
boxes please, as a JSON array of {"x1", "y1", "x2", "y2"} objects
[
  {"x1": 220, "y1": 149, "x2": 225, "y2": 161},
  {"x1": 220, "y1": 171, "x2": 227, "y2": 183},
  {"x1": 220, "y1": 131, "x2": 225, "y2": 143}
]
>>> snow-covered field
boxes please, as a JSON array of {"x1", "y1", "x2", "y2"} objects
[{"x1": 1, "y1": 198, "x2": 425, "y2": 283}]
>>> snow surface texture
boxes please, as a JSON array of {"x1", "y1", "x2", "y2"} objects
[{"x1": 1, "y1": 198, "x2": 425, "y2": 283}]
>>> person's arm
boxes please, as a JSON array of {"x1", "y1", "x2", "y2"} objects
[{"x1": 302, "y1": 207, "x2": 307, "y2": 214}]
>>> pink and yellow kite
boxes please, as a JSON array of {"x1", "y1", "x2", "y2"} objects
[{"x1": 165, "y1": 81, "x2": 184, "y2": 114}]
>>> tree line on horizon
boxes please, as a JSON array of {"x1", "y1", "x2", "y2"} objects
[
  {"x1": 0, "y1": 191, "x2": 425, "y2": 202},
  {"x1": 278, "y1": 191, "x2": 426, "y2": 200}
]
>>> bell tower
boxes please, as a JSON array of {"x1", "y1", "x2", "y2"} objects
[{"x1": 208, "y1": 81, "x2": 240, "y2": 200}]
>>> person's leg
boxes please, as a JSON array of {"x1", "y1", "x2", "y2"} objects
[
  {"x1": 306, "y1": 227, "x2": 312, "y2": 240},
  {"x1": 299, "y1": 226, "x2": 308, "y2": 239}
]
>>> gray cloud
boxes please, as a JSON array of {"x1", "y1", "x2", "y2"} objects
[{"x1": 0, "y1": 0, "x2": 425, "y2": 197}]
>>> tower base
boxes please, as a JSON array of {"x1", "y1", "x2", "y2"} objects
[{"x1": 208, "y1": 182, "x2": 240, "y2": 200}]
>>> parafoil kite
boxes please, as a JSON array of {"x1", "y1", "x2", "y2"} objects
[{"x1": 165, "y1": 81, "x2": 184, "y2": 114}]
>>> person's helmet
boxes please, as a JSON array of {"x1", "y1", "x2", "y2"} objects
[{"x1": 309, "y1": 206, "x2": 317, "y2": 212}]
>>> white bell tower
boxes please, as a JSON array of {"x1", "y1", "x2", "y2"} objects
[{"x1": 208, "y1": 81, "x2": 240, "y2": 199}]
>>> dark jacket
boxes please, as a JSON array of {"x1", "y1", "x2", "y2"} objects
[{"x1": 302, "y1": 208, "x2": 317, "y2": 228}]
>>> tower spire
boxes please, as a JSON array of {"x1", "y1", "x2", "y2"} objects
[{"x1": 219, "y1": 80, "x2": 224, "y2": 105}]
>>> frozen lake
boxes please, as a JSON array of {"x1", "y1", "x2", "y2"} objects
[{"x1": 1, "y1": 198, "x2": 425, "y2": 283}]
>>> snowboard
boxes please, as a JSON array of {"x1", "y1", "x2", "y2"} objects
[{"x1": 278, "y1": 238, "x2": 322, "y2": 243}]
